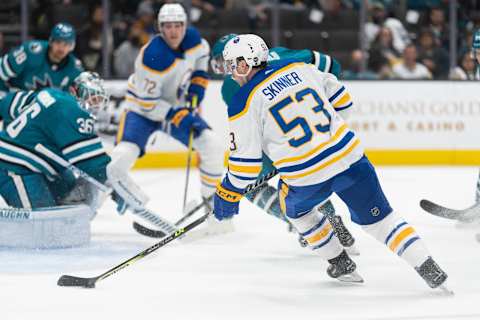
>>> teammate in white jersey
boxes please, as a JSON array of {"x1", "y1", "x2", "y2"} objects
[
  {"x1": 213, "y1": 34, "x2": 449, "y2": 289},
  {"x1": 110, "y1": 4, "x2": 228, "y2": 233}
]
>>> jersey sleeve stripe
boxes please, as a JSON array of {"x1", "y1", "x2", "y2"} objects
[
  {"x1": 332, "y1": 92, "x2": 352, "y2": 109},
  {"x1": 8, "y1": 92, "x2": 23, "y2": 119},
  {"x1": 228, "y1": 163, "x2": 262, "y2": 174},
  {"x1": 335, "y1": 102, "x2": 353, "y2": 111},
  {"x1": 3, "y1": 55, "x2": 15, "y2": 77},
  {"x1": 229, "y1": 156, "x2": 263, "y2": 163},
  {"x1": 0, "y1": 140, "x2": 57, "y2": 175},
  {"x1": 312, "y1": 51, "x2": 321, "y2": 69},
  {"x1": 69, "y1": 148, "x2": 106, "y2": 165},
  {"x1": 0, "y1": 58, "x2": 8, "y2": 81},
  {"x1": 323, "y1": 55, "x2": 332, "y2": 73},
  {"x1": 125, "y1": 96, "x2": 157, "y2": 108},
  {"x1": 274, "y1": 123, "x2": 348, "y2": 167},
  {"x1": 62, "y1": 137, "x2": 102, "y2": 155},
  {"x1": 328, "y1": 86, "x2": 345, "y2": 103}
]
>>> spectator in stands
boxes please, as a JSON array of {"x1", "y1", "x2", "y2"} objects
[
  {"x1": 192, "y1": 0, "x2": 233, "y2": 13},
  {"x1": 368, "y1": 26, "x2": 401, "y2": 67},
  {"x1": 392, "y1": 44, "x2": 432, "y2": 79},
  {"x1": 416, "y1": 28, "x2": 449, "y2": 79},
  {"x1": 131, "y1": 0, "x2": 156, "y2": 45},
  {"x1": 113, "y1": 23, "x2": 143, "y2": 78},
  {"x1": 343, "y1": 49, "x2": 379, "y2": 80},
  {"x1": 449, "y1": 51, "x2": 477, "y2": 80},
  {"x1": 426, "y1": 6, "x2": 449, "y2": 49},
  {"x1": 365, "y1": 1, "x2": 410, "y2": 53},
  {"x1": 77, "y1": 3, "x2": 114, "y2": 74},
  {"x1": 365, "y1": 1, "x2": 410, "y2": 52}
]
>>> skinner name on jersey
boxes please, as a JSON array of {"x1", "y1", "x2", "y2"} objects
[{"x1": 262, "y1": 71, "x2": 303, "y2": 101}]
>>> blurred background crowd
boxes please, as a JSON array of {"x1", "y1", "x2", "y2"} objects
[{"x1": 0, "y1": 0, "x2": 478, "y2": 80}]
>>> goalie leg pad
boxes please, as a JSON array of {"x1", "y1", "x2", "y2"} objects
[
  {"x1": 361, "y1": 211, "x2": 430, "y2": 268},
  {"x1": 0, "y1": 205, "x2": 92, "y2": 249}
]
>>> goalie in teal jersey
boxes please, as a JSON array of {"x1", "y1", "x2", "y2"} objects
[
  {"x1": 0, "y1": 23, "x2": 83, "y2": 98},
  {"x1": 210, "y1": 34, "x2": 357, "y2": 251}
]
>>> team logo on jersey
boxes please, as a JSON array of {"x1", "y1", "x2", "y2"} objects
[
  {"x1": 370, "y1": 206, "x2": 380, "y2": 217},
  {"x1": 29, "y1": 41, "x2": 42, "y2": 54},
  {"x1": 25, "y1": 74, "x2": 55, "y2": 90}
]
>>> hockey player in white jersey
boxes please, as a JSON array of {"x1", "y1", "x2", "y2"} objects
[
  {"x1": 110, "y1": 3, "x2": 229, "y2": 235},
  {"x1": 213, "y1": 34, "x2": 449, "y2": 290}
]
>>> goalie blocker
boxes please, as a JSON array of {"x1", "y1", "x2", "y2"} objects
[{"x1": 0, "y1": 201, "x2": 93, "y2": 249}]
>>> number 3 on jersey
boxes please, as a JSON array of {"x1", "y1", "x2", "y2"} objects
[{"x1": 269, "y1": 87, "x2": 331, "y2": 148}]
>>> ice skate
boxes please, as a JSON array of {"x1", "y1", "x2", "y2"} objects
[
  {"x1": 327, "y1": 250, "x2": 364, "y2": 283},
  {"x1": 415, "y1": 256, "x2": 452, "y2": 294}
]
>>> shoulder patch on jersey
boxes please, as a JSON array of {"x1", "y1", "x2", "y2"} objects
[
  {"x1": 142, "y1": 36, "x2": 176, "y2": 73},
  {"x1": 27, "y1": 40, "x2": 47, "y2": 54},
  {"x1": 181, "y1": 27, "x2": 202, "y2": 52}
]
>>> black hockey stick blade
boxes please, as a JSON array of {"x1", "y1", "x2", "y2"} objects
[
  {"x1": 57, "y1": 275, "x2": 97, "y2": 288},
  {"x1": 420, "y1": 199, "x2": 480, "y2": 221},
  {"x1": 133, "y1": 221, "x2": 166, "y2": 238}
]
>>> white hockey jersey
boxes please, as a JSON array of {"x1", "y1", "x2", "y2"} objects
[
  {"x1": 226, "y1": 60, "x2": 363, "y2": 189},
  {"x1": 125, "y1": 27, "x2": 210, "y2": 121}
]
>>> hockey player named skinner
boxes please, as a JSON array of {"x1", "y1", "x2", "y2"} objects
[
  {"x1": 0, "y1": 23, "x2": 83, "y2": 98},
  {"x1": 213, "y1": 33, "x2": 450, "y2": 290}
]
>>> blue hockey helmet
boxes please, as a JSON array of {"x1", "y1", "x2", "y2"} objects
[
  {"x1": 49, "y1": 23, "x2": 76, "y2": 44},
  {"x1": 72, "y1": 72, "x2": 110, "y2": 114},
  {"x1": 211, "y1": 33, "x2": 238, "y2": 74}
]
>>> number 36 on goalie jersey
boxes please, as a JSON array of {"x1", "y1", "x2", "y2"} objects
[{"x1": 226, "y1": 61, "x2": 363, "y2": 189}]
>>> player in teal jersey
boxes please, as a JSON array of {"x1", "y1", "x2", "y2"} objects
[
  {"x1": 210, "y1": 34, "x2": 356, "y2": 250},
  {"x1": 0, "y1": 23, "x2": 83, "y2": 98},
  {"x1": 0, "y1": 72, "x2": 110, "y2": 209}
]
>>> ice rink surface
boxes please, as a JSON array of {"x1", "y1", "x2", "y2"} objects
[{"x1": 1, "y1": 167, "x2": 480, "y2": 320}]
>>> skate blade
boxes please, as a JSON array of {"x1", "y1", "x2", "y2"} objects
[
  {"x1": 337, "y1": 271, "x2": 364, "y2": 284},
  {"x1": 437, "y1": 284, "x2": 454, "y2": 296},
  {"x1": 345, "y1": 245, "x2": 360, "y2": 256}
]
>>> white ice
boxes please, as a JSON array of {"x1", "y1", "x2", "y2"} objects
[{"x1": 1, "y1": 167, "x2": 480, "y2": 320}]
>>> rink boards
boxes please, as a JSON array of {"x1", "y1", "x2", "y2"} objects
[{"x1": 105, "y1": 80, "x2": 480, "y2": 167}]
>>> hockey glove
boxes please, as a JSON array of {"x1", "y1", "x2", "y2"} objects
[
  {"x1": 214, "y1": 184, "x2": 242, "y2": 221},
  {"x1": 187, "y1": 70, "x2": 209, "y2": 105},
  {"x1": 166, "y1": 106, "x2": 210, "y2": 138}
]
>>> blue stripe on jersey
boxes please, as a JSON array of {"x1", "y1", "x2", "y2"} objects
[
  {"x1": 328, "y1": 86, "x2": 345, "y2": 103},
  {"x1": 385, "y1": 221, "x2": 408, "y2": 245},
  {"x1": 229, "y1": 172, "x2": 257, "y2": 181},
  {"x1": 335, "y1": 102, "x2": 353, "y2": 111},
  {"x1": 126, "y1": 90, "x2": 162, "y2": 101},
  {"x1": 278, "y1": 131, "x2": 354, "y2": 173},
  {"x1": 229, "y1": 156, "x2": 263, "y2": 163}
]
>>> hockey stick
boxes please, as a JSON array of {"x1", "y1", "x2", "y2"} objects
[
  {"x1": 34, "y1": 143, "x2": 177, "y2": 234},
  {"x1": 182, "y1": 95, "x2": 198, "y2": 213},
  {"x1": 133, "y1": 169, "x2": 280, "y2": 238},
  {"x1": 420, "y1": 199, "x2": 480, "y2": 222},
  {"x1": 58, "y1": 169, "x2": 279, "y2": 288},
  {"x1": 57, "y1": 211, "x2": 210, "y2": 288}
]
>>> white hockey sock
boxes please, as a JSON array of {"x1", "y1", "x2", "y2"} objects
[
  {"x1": 288, "y1": 208, "x2": 343, "y2": 260},
  {"x1": 362, "y1": 211, "x2": 430, "y2": 268}
]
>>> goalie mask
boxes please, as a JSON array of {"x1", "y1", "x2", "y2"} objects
[
  {"x1": 71, "y1": 72, "x2": 110, "y2": 116},
  {"x1": 222, "y1": 34, "x2": 269, "y2": 78}
]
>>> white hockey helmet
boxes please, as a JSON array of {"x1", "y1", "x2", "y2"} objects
[
  {"x1": 158, "y1": 3, "x2": 187, "y2": 26},
  {"x1": 222, "y1": 34, "x2": 269, "y2": 77}
]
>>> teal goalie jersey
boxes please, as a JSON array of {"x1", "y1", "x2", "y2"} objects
[
  {"x1": 0, "y1": 40, "x2": 83, "y2": 94},
  {"x1": 0, "y1": 88, "x2": 110, "y2": 182}
]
